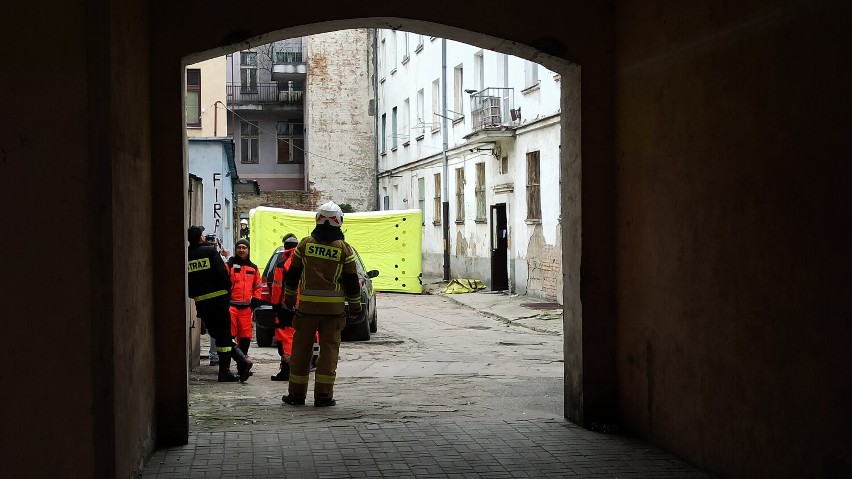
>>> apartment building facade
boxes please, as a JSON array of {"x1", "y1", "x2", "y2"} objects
[
  {"x1": 227, "y1": 32, "x2": 376, "y2": 213},
  {"x1": 376, "y1": 31, "x2": 562, "y2": 301}
]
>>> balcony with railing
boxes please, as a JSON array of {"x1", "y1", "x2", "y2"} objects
[
  {"x1": 226, "y1": 83, "x2": 304, "y2": 108},
  {"x1": 272, "y1": 45, "x2": 307, "y2": 82},
  {"x1": 467, "y1": 88, "x2": 519, "y2": 139}
]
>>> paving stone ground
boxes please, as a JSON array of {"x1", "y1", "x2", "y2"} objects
[{"x1": 141, "y1": 289, "x2": 713, "y2": 478}]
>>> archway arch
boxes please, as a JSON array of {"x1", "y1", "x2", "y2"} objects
[{"x1": 153, "y1": 13, "x2": 607, "y2": 448}]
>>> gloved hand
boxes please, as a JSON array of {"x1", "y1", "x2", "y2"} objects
[
  {"x1": 346, "y1": 307, "x2": 362, "y2": 322},
  {"x1": 276, "y1": 307, "x2": 295, "y2": 327},
  {"x1": 250, "y1": 297, "x2": 261, "y2": 310}
]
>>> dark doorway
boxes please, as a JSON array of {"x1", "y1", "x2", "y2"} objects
[{"x1": 490, "y1": 203, "x2": 508, "y2": 291}]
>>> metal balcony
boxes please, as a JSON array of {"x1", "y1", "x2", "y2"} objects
[
  {"x1": 226, "y1": 83, "x2": 304, "y2": 106},
  {"x1": 272, "y1": 46, "x2": 307, "y2": 82},
  {"x1": 468, "y1": 87, "x2": 518, "y2": 133}
]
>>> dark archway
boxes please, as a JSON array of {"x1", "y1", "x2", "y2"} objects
[{"x1": 165, "y1": 17, "x2": 588, "y2": 444}]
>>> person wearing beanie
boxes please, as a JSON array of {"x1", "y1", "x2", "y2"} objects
[
  {"x1": 187, "y1": 226, "x2": 253, "y2": 383},
  {"x1": 226, "y1": 238, "x2": 262, "y2": 358}
]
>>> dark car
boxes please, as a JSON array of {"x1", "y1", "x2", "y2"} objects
[{"x1": 252, "y1": 243, "x2": 379, "y2": 346}]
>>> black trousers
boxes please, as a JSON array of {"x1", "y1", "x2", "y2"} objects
[{"x1": 195, "y1": 295, "x2": 234, "y2": 350}]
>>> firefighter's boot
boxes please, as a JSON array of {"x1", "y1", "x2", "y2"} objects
[
  {"x1": 217, "y1": 351, "x2": 238, "y2": 382},
  {"x1": 271, "y1": 361, "x2": 290, "y2": 381},
  {"x1": 231, "y1": 346, "x2": 253, "y2": 382}
]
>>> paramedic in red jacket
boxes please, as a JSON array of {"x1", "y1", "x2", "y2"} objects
[
  {"x1": 226, "y1": 239, "x2": 262, "y2": 357},
  {"x1": 270, "y1": 234, "x2": 300, "y2": 381}
]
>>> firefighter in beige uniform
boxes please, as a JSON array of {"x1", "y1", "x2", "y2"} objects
[{"x1": 281, "y1": 202, "x2": 361, "y2": 407}]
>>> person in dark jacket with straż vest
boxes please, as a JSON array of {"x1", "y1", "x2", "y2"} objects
[
  {"x1": 281, "y1": 202, "x2": 361, "y2": 407},
  {"x1": 187, "y1": 226, "x2": 253, "y2": 382}
]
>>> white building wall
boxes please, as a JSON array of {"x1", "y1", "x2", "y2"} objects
[
  {"x1": 188, "y1": 139, "x2": 236, "y2": 253},
  {"x1": 376, "y1": 32, "x2": 563, "y2": 300}
]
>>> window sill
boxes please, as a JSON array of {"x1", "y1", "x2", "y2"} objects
[
  {"x1": 391, "y1": 146, "x2": 398, "y2": 152},
  {"x1": 521, "y1": 81, "x2": 541, "y2": 94},
  {"x1": 187, "y1": 125, "x2": 202, "y2": 129},
  {"x1": 525, "y1": 219, "x2": 541, "y2": 225},
  {"x1": 553, "y1": 73, "x2": 561, "y2": 82},
  {"x1": 455, "y1": 219, "x2": 465, "y2": 225},
  {"x1": 381, "y1": 152, "x2": 387, "y2": 157},
  {"x1": 415, "y1": 44, "x2": 424, "y2": 53},
  {"x1": 432, "y1": 220, "x2": 442, "y2": 226},
  {"x1": 415, "y1": 134, "x2": 425, "y2": 141},
  {"x1": 390, "y1": 67, "x2": 397, "y2": 76},
  {"x1": 452, "y1": 116, "x2": 465, "y2": 126},
  {"x1": 430, "y1": 36, "x2": 437, "y2": 41},
  {"x1": 402, "y1": 141, "x2": 410, "y2": 147},
  {"x1": 401, "y1": 55, "x2": 410, "y2": 65},
  {"x1": 431, "y1": 127, "x2": 441, "y2": 135},
  {"x1": 380, "y1": 77, "x2": 385, "y2": 84},
  {"x1": 474, "y1": 218, "x2": 487, "y2": 224}
]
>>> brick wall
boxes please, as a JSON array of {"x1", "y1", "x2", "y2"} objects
[
  {"x1": 235, "y1": 188, "x2": 323, "y2": 220},
  {"x1": 525, "y1": 223, "x2": 563, "y2": 302}
]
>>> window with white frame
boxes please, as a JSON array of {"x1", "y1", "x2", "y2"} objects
[
  {"x1": 475, "y1": 162, "x2": 486, "y2": 220},
  {"x1": 380, "y1": 38, "x2": 386, "y2": 80},
  {"x1": 524, "y1": 60, "x2": 539, "y2": 89},
  {"x1": 453, "y1": 65, "x2": 464, "y2": 120},
  {"x1": 390, "y1": 30, "x2": 397, "y2": 71},
  {"x1": 185, "y1": 69, "x2": 201, "y2": 128},
  {"x1": 381, "y1": 113, "x2": 387, "y2": 154},
  {"x1": 402, "y1": 32, "x2": 410, "y2": 62},
  {"x1": 526, "y1": 151, "x2": 541, "y2": 220},
  {"x1": 433, "y1": 173, "x2": 442, "y2": 224},
  {"x1": 391, "y1": 107, "x2": 398, "y2": 149},
  {"x1": 416, "y1": 89, "x2": 425, "y2": 137},
  {"x1": 240, "y1": 121, "x2": 259, "y2": 164},
  {"x1": 418, "y1": 177, "x2": 425, "y2": 215},
  {"x1": 455, "y1": 167, "x2": 465, "y2": 222},
  {"x1": 240, "y1": 52, "x2": 258, "y2": 93},
  {"x1": 431, "y1": 79, "x2": 440, "y2": 131},
  {"x1": 402, "y1": 98, "x2": 410, "y2": 145},
  {"x1": 474, "y1": 51, "x2": 484, "y2": 92}
]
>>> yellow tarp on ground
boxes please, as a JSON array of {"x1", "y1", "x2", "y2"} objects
[
  {"x1": 248, "y1": 206, "x2": 423, "y2": 293},
  {"x1": 443, "y1": 279, "x2": 486, "y2": 294}
]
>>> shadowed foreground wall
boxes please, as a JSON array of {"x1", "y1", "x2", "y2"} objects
[
  {"x1": 1, "y1": 1, "x2": 849, "y2": 478},
  {"x1": 614, "y1": 1, "x2": 852, "y2": 477}
]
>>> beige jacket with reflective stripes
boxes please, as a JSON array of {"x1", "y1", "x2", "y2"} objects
[{"x1": 285, "y1": 237, "x2": 358, "y2": 315}]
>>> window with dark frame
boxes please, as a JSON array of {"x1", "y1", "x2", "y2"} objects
[
  {"x1": 186, "y1": 69, "x2": 201, "y2": 128},
  {"x1": 276, "y1": 121, "x2": 304, "y2": 164},
  {"x1": 240, "y1": 52, "x2": 258, "y2": 93},
  {"x1": 240, "y1": 121, "x2": 259, "y2": 164},
  {"x1": 526, "y1": 151, "x2": 541, "y2": 220}
]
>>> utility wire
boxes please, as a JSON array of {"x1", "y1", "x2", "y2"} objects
[{"x1": 213, "y1": 101, "x2": 488, "y2": 175}]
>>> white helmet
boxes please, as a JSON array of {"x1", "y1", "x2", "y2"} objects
[
  {"x1": 316, "y1": 201, "x2": 343, "y2": 227},
  {"x1": 240, "y1": 219, "x2": 248, "y2": 225}
]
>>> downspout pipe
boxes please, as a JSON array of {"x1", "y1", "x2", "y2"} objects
[
  {"x1": 373, "y1": 29, "x2": 380, "y2": 210},
  {"x1": 441, "y1": 38, "x2": 450, "y2": 280}
]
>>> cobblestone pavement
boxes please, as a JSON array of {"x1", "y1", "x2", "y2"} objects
[{"x1": 141, "y1": 290, "x2": 712, "y2": 478}]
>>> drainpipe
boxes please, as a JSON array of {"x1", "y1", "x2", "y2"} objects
[
  {"x1": 373, "y1": 29, "x2": 380, "y2": 210},
  {"x1": 441, "y1": 38, "x2": 450, "y2": 281}
]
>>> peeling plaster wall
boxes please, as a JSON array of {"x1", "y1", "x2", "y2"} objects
[{"x1": 305, "y1": 30, "x2": 376, "y2": 211}]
